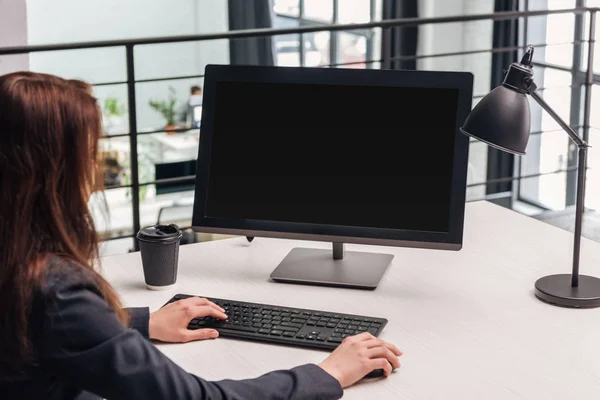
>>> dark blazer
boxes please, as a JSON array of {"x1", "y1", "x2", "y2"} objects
[{"x1": 1, "y1": 256, "x2": 343, "y2": 399}]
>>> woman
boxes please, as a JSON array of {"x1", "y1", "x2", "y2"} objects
[{"x1": 0, "y1": 72, "x2": 402, "y2": 399}]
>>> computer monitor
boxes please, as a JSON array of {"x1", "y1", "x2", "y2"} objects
[{"x1": 192, "y1": 65, "x2": 473, "y2": 289}]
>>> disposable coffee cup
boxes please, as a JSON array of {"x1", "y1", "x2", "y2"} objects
[{"x1": 136, "y1": 224, "x2": 183, "y2": 290}]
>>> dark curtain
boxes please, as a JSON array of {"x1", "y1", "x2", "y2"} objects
[
  {"x1": 486, "y1": 0, "x2": 520, "y2": 196},
  {"x1": 381, "y1": 0, "x2": 418, "y2": 70},
  {"x1": 228, "y1": 0, "x2": 275, "y2": 65}
]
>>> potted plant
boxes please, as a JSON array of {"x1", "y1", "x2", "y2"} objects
[
  {"x1": 149, "y1": 86, "x2": 179, "y2": 135},
  {"x1": 102, "y1": 97, "x2": 127, "y2": 134}
]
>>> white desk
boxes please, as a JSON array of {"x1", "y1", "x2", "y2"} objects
[{"x1": 101, "y1": 201, "x2": 600, "y2": 399}]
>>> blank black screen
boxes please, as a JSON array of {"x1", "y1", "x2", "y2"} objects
[{"x1": 206, "y1": 81, "x2": 458, "y2": 233}]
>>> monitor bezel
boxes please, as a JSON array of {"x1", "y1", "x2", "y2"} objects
[{"x1": 192, "y1": 65, "x2": 473, "y2": 250}]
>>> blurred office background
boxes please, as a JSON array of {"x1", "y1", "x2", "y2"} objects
[{"x1": 1, "y1": 0, "x2": 599, "y2": 255}]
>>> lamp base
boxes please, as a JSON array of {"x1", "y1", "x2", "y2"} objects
[{"x1": 534, "y1": 274, "x2": 600, "y2": 308}]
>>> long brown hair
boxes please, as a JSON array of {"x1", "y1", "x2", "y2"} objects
[{"x1": 0, "y1": 72, "x2": 127, "y2": 376}]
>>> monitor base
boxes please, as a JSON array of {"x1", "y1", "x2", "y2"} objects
[{"x1": 270, "y1": 246, "x2": 394, "y2": 290}]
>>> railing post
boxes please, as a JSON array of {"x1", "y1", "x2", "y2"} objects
[{"x1": 125, "y1": 44, "x2": 141, "y2": 250}]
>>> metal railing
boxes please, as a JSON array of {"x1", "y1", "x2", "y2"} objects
[{"x1": 1, "y1": 7, "x2": 597, "y2": 246}]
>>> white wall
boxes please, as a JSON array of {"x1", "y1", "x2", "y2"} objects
[
  {"x1": 0, "y1": 0, "x2": 29, "y2": 74},
  {"x1": 25, "y1": 0, "x2": 230, "y2": 130},
  {"x1": 418, "y1": 0, "x2": 495, "y2": 201}
]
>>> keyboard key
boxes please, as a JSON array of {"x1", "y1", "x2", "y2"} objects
[
  {"x1": 316, "y1": 322, "x2": 326, "y2": 327},
  {"x1": 217, "y1": 326, "x2": 259, "y2": 334},
  {"x1": 283, "y1": 331, "x2": 295, "y2": 338},
  {"x1": 282, "y1": 317, "x2": 292, "y2": 322},
  {"x1": 296, "y1": 333, "x2": 306, "y2": 339},
  {"x1": 316, "y1": 335, "x2": 327, "y2": 341},
  {"x1": 331, "y1": 332, "x2": 341, "y2": 337},
  {"x1": 290, "y1": 314, "x2": 305, "y2": 319},
  {"x1": 326, "y1": 323, "x2": 337, "y2": 328},
  {"x1": 258, "y1": 328, "x2": 270, "y2": 334},
  {"x1": 306, "y1": 335, "x2": 316, "y2": 340},
  {"x1": 279, "y1": 322, "x2": 303, "y2": 328},
  {"x1": 327, "y1": 337, "x2": 343, "y2": 343},
  {"x1": 306, "y1": 321, "x2": 316, "y2": 326},
  {"x1": 291, "y1": 318, "x2": 307, "y2": 324},
  {"x1": 270, "y1": 330, "x2": 283, "y2": 336},
  {"x1": 367, "y1": 327, "x2": 378, "y2": 334},
  {"x1": 272, "y1": 325, "x2": 298, "y2": 332}
]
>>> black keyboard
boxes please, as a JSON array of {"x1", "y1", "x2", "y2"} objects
[{"x1": 165, "y1": 294, "x2": 388, "y2": 351}]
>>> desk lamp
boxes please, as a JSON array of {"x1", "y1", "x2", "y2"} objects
[{"x1": 460, "y1": 45, "x2": 600, "y2": 308}]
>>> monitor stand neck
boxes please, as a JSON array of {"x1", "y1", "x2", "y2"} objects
[
  {"x1": 270, "y1": 242, "x2": 393, "y2": 290},
  {"x1": 333, "y1": 242, "x2": 345, "y2": 260}
]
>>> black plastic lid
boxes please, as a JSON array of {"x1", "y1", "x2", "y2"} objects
[{"x1": 136, "y1": 224, "x2": 183, "y2": 243}]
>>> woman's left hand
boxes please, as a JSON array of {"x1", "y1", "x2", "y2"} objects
[{"x1": 149, "y1": 297, "x2": 227, "y2": 343}]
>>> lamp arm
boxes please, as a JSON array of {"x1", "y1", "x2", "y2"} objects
[{"x1": 529, "y1": 89, "x2": 588, "y2": 149}]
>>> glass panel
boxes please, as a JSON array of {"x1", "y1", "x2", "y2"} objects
[
  {"x1": 92, "y1": 188, "x2": 133, "y2": 239},
  {"x1": 303, "y1": 31, "x2": 330, "y2": 67},
  {"x1": 338, "y1": 0, "x2": 371, "y2": 24},
  {"x1": 28, "y1": 47, "x2": 126, "y2": 84},
  {"x1": 518, "y1": 66, "x2": 573, "y2": 210},
  {"x1": 99, "y1": 237, "x2": 134, "y2": 257},
  {"x1": 582, "y1": 2, "x2": 600, "y2": 72},
  {"x1": 138, "y1": 130, "x2": 199, "y2": 184},
  {"x1": 94, "y1": 84, "x2": 129, "y2": 136},
  {"x1": 140, "y1": 187, "x2": 195, "y2": 229},
  {"x1": 519, "y1": 172, "x2": 568, "y2": 210},
  {"x1": 99, "y1": 137, "x2": 130, "y2": 189},
  {"x1": 525, "y1": 0, "x2": 576, "y2": 68},
  {"x1": 587, "y1": 128, "x2": 600, "y2": 210},
  {"x1": 589, "y1": 84, "x2": 600, "y2": 129},
  {"x1": 134, "y1": 40, "x2": 229, "y2": 81},
  {"x1": 419, "y1": 54, "x2": 493, "y2": 98},
  {"x1": 587, "y1": 84, "x2": 600, "y2": 208},
  {"x1": 466, "y1": 141, "x2": 489, "y2": 201},
  {"x1": 274, "y1": 16, "x2": 301, "y2": 67},
  {"x1": 337, "y1": 32, "x2": 367, "y2": 68},
  {"x1": 136, "y1": 78, "x2": 204, "y2": 133},
  {"x1": 304, "y1": 0, "x2": 333, "y2": 22},
  {"x1": 273, "y1": 0, "x2": 300, "y2": 16}
]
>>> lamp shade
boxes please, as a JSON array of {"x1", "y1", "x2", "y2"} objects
[{"x1": 460, "y1": 85, "x2": 531, "y2": 155}]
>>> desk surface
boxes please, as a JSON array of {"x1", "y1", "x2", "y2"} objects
[{"x1": 101, "y1": 201, "x2": 600, "y2": 399}]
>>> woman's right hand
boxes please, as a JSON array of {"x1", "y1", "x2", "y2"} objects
[{"x1": 317, "y1": 332, "x2": 402, "y2": 388}]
